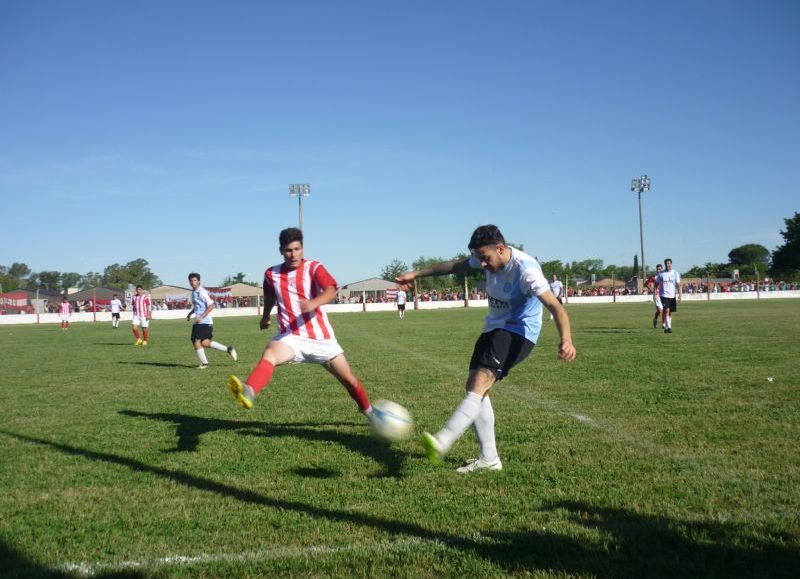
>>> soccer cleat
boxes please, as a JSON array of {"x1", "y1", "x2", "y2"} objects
[
  {"x1": 227, "y1": 375, "x2": 254, "y2": 410},
  {"x1": 142, "y1": 341, "x2": 148, "y2": 346},
  {"x1": 135, "y1": 339, "x2": 143, "y2": 346},
  {"x1": 420, "y1": 432, "x2": 444, "y2": 465},
  {"x1": 198, "y1": 364, "x2": 209, "y2": 370},
  {"x1": 456, "y1": 457, "x2": 503, "y2": 474},
  {"x1": 228, "y1": 346, "x2": 238, "y2": 362}
]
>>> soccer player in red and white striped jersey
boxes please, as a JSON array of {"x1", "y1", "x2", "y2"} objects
[
  {"x1": 227, "y1": 227, "x2": 373, "y2": 419},
  {"x1": 59, "y1": 299, "x2": 72, "y2": 330},
  {"x1": 131, "y1": 285, "x2": 152, "y2": 346}
]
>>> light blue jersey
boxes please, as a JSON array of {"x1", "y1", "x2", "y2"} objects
[
  {"x1": 191, "y1": 286, "x2": 214, "y2": 325},
  {"x1": 469, "y1": 247, "x2": 551, "y2": 343}
]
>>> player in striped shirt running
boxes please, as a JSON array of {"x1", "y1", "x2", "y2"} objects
[
  {"x1": 227, "y1": 228, "x2": 373, "y2": 420},
  {"x1": 131, "y1": 285, "x2": 152, "y2": 346}
]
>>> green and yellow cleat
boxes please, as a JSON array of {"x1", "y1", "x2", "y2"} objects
[
  {"x1": 227, "y1": 375, "x2": 254, "y2": 410},
  {"x1": 420, "y1": 431, "x2": 444, "y2": 465}
]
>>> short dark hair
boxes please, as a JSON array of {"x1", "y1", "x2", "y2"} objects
[
  {"x1": 136, "y1": 285, "x2": 143, "y2": 290},
  {"x1": 656, "y1": 263, "x2": 663, "y2": 269},
  {"x1": 664, "y1": 258, "x2": 672, "y2": 265},
  {"x1": 188, "y1": 272, "x2": 200, "y2": 281},
  {"x1": 468, "y1": 224, "x2": 506, "y2": 250},
  {"x1": 279, "y1": 227, "x2": 303, "y2": 250}
]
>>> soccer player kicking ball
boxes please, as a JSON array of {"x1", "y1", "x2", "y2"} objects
[
  {"x1": 186, "y1": 272, "x2": 238, "y2": 369},
  {"x1": 396, "y1": 225, "x2": 576, "y2": 473},
  {"x1": 226, "y1": 228, "x2": 373, "y2": 421}
]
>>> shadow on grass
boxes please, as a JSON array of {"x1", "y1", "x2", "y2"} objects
[
  {"x1": 92, "y1": 342, "x2": 137, "y2": 347},
  {"x1": 117, "y1": 361, "x2": 196, "y2": 368},
  {"x1": 2, "y1": 430, "x2": 797, "y2": 578},
  {"x1": 0, "y1": 535, "x2": 143, "y2": 578},
  {"x1": 119, "y1": 410, "x2": 406, "y2": 478}
]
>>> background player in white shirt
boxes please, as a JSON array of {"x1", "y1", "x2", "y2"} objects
[
  {"x1": 396, "y1": 288, "x2": 407, "y2": 319},
  {"x1": 186, "y1": 272, "x2": 238, "y2": 369},
  {"x1": 110, "y1": 294, "x2": 123, "y2": 329},
  {"x1": 397, "y1": 224, "x2": 576, "y2": 473},
  {"x1": 657, "y1": 258, "x2": 682, "y2": 334},
  {"x1": 226, "y1": 228, "x2": 374, "y2": 421},
  {"x1": 548, "y1": 274, "x2": 564, "y2": 320}
]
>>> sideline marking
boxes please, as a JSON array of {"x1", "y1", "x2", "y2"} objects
[{"x1": 57, "y1": 537, "x2": 443, "y2": 577}]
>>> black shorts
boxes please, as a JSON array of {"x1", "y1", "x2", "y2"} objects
[
  {"x1": 191, "y1": 324, "x2": 214, "y2": 342},
  {"x1": 112, "y1": 313, "x2": 120, "y2": 320},
  {"x1": 469, "y1": 329, "x2": 535, "y2": 381},
  {"x1": 662, "y1": 297, "x2": 678, "y2": 312},
  {"x1": 397, "y1": 304, "x2": 406, "y2": 311}
]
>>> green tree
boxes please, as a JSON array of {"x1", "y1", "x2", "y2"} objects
[
  {"x1": 60, "y1": 272, "x2": 82, "y2": 291},
  {"x1": 728, "y1": 244, "x2": 770, "y2": 269},
  {"x1": 9, "y1": 262, "x2": 30, "y2": 279},
  {"x1": 411, "y1": 257, "x2": 454, "y2": 291},
  {"x1": 35, "y1": 271, "x2": 61, "y2": 292},
  {"x1": 380, "y1": 259, "x2": 408, "y2": 282},
  {"x1": 80, "y1": 272, "x2": 104, "y2": 289},
  {"x1": 684, "y1": 262, "x2": 730, "y2": 278},
  {"x1": 772, "y1": 212, "x2": 800, "y2": 278},
  {"x1": 222, "y1": 273, "x2": 248, "y2": 286},
  {"x1": 102, "y1": 259, "x2": 161, "y2": 289}
]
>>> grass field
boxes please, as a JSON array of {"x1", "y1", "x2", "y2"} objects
[{"x1": 1, "y1": 300, "x2": 799, "y2": 578}]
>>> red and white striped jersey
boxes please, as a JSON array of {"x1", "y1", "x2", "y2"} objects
[
  {"x1": 60, "y1": 302, "x2": 71, "y2": 316},
  {"x1": 132, "y1": 293, "x2": 151, "y2": 318},
  {"x1": 264, "y1": 260, "x2": 337, "y2": 339}
]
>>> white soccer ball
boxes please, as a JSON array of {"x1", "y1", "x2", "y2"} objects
[{"x1": 371, "y1": 399, "x2": 414, "y2": 442}]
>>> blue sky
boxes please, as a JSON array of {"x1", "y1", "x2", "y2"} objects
[{"x1": 1, "y1": 0, "x2": 798, "y2": 287}]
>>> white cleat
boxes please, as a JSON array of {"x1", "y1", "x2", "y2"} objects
[
  {"x1": 456, "y1": 457, "x2": 503, "y2": 474},
  {"x1": 228, "y1": 346, "x2": 238, "y2": 362},
  {"x1": 198, "y1": 364, "x2": 209, "y2": 370}
]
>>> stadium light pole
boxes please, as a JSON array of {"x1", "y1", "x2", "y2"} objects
[
  {"x1": 630, "y1": 175, "x2": 651, "y2": 285},
  {"x1": 289, "y1": 184, "x2": 311, "y2": 230}
]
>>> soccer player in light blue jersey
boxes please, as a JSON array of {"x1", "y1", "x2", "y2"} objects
[{"x1": 397, "y1": 225, "x2": 576, "y2": 473}]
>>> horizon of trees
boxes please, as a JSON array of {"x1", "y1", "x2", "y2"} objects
[{"x1": 3, "y1": 212, "x2": 798, "y2": 294}]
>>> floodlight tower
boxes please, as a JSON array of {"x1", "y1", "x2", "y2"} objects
[
  {"x1": 289, "y1": 183, "x2": 311, "y2": 230},
  {"x1": 630, "y1": 175, "x2": 651, "y2": 284}
]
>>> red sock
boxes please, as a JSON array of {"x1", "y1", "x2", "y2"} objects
[
  {"x1": 133, "y1": 328, "x2": 140, "y2": 340},
  {"x1": 143, "y1": 329, "x2": 149, "y2": 341},
  {"x1": 246, "y1": 360, "x2": 275, "y2": 394},
  {"x1": 346, "y1": 379, "x2": 371, "y2": 413}
]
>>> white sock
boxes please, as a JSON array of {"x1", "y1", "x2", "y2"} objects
[
  {"x1": 195, "y1": 349, "x2": 209, "y2": 365},
  {"x1": 472, "y1": 396, "x2": 498, "y2": 462},
  {"x1": 436, "y1": 392, "x2": 483, "y2": 453},
  {"x1": 667, "y1": 316, "x2": 672, "y2": 329},
  {"x1": 210, "y1": 341, "x2": 227, "y2": 352}
]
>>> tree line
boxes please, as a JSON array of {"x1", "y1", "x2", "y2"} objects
[
  {"x1": 0, "y1": 259, "x2": 161, "y2": 293},
  {"x1": 379, "y1": 211, "x2": 800, "y2": 288}
]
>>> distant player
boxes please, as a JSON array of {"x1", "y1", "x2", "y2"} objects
[
  {"x1": 59, "y1": 298, "x2": 71, "y2": 331},
  {"x1": 396, "y1": 288, "x2": 407, "y2": 319},
  {"x1": 548, "y1": 274, "x2": 564, "y2": 320},
  {"x1": 131, "y1": 285, "x2": 152, "y2": 346},
  {"x1": 657, "y1": 258, "x2": 682, "y2": 334},
  {"x1": 110, "y1": 293, "x2": 123, "y2": 329},
  {"x1": 396, "y1": 225, "x2": 576, "y2": 473},
  {"x1": 226, "y1": 227, "x2": 374, "y2": 421},
  {"x1": 646, "y1": 263, "x2": 664, "y2": 329},
  {"x1": 186, "y1": 272, "x2": 238, "y2": 369}
]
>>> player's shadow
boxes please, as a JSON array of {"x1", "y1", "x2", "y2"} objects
[
  {"x1": 0, "y1": 535, "x2": 144, "y2": 578},
  {"x1": 92, "y1": 342, "x2": 136, "y2": 347},
  {"x1": 119, "y1": 410, "x2": 407, "y2": 478},
  {"x1": 117, "y1": 361, "x2": 196, "y2": 368},
  {"x1": 2, "y1": 429, "x2": 798, "y2": 578}
]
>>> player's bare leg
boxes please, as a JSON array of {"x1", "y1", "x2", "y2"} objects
[
  {"x1": 324, "y1": 354, "x2": 372, "y2": 415},
  {"x1": 228, "y1": 340, "x2": 294, "y2": 409}
]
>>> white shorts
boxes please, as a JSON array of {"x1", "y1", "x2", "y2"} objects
[
  {"x1": 654, "y1": 296, "x2": 663, "y2": 309},
  {"x1": 60, "y1": 315, "x2": 70, "y2": 322},
  {"x1": 132, "y1": 316, "x2": 150, "y2": 328},
  {"x1": 273, "y1": 334, "x2": 344, "y2": 364}
]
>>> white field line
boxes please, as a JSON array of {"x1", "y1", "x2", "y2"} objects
[{"x1": 56, "y1": 536, "x2": 444, "y2": 577}]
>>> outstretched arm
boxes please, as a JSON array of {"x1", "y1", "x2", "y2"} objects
[{"x1": 395, "y1": 258, "x2": 471, "y2": 290}]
